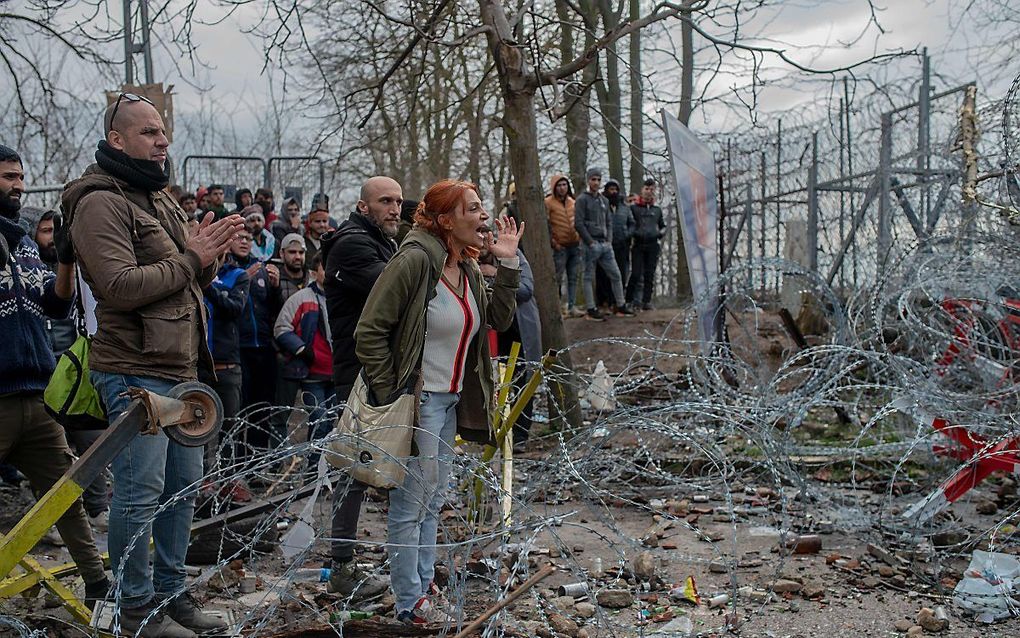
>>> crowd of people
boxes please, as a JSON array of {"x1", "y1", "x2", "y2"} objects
[
  {"x1": 0, "y1": 91, "x2": 666, "y2": 635},
  {"x1": 512, "y1": 167, "x2": 666, "y2": 321}
]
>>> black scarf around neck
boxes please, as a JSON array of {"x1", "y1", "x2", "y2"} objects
[
  {"x1": 0, "y1": 213, "x2": 26, "y2": 249},
  {"x1": 95, "y1": 141, "x2": 170, "y2": 192}
]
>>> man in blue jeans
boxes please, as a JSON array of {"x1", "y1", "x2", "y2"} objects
[
  {"x1": 64, "y1": 94, "x2": 244, "y2": 638},
  {"x1": 573, "y1": 167, "x2": 636, "y2": 320}
]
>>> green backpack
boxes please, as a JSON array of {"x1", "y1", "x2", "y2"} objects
[{"x1": 43, "y1": 284, "x2": 108, "y2": 430}]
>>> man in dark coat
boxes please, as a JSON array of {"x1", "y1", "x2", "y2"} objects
[
  {"x1": 627, "y1": 178, "x2": 667, "y2": 310},
  {"x1": 321, "y1": 176, "x2": 401, "y2": 600}
]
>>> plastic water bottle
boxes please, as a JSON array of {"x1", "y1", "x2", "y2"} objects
[{"x1": 293, "y1": 567, "x2": 331, "y2": 582}]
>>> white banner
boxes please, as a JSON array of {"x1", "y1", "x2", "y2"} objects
[{"x1": 661, "y1": 110, "x2": 720, "y2": 353}]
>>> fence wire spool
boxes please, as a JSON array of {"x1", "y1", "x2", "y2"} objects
[
  {"x1": 161, "y1": 381, "x2": 224, "y2": 447},
  {"x1": 685, "y1": 258, "x2": 851, "y2": 409}
]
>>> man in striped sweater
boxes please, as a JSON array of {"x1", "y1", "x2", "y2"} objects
[{"x1": 0, "y1": 145, "x2": 110, "y2": 608}]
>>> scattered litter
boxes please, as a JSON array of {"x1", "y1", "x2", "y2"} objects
[
  {"x1": 953, "y1": 550, "x2": 1020, "y2": 623},
  {"x1": 669, "y1": 577, "x2": 701, "y2": 605}
]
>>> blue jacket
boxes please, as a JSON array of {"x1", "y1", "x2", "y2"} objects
[
  {"x1": 228, "y1": 254, "x2": 279, "y2": 349},
  {"x1": 0, "y1": 215, "x2": 73, "y2": 395},
  {"x1": 610, "y1": 200, "x2": 635, "y2": 244},
  {"x1": 203, "y1": 262, "x2": 250, "y2": 364},
  {"x1": 513, "y1": 250, "x2": 543, "y2": 362}
]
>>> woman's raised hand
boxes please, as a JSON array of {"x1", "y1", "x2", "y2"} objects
[{"x1": 487, "y1": 215, "x2": 525, "y2": 259}]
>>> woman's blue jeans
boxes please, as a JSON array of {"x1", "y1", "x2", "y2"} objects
[{"x1": 386, "y1": 390, "x2": 459, "y2": 613}]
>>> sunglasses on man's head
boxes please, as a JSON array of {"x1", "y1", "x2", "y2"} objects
[{"x1": 109, "y1": 92, "x2": 155, "y2": 131}]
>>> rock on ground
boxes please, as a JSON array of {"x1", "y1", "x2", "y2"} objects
[{"x1": 596, "y1": 589, "x2": 634, "y2": 609}]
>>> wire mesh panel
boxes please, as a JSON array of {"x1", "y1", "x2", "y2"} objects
[
  {"x1": 180, "y1": 156, "x2": 267, "y2": 197},
  {"x1": 715, "y1": 66, "x2": 1013, "y2": 301},
  {"x1": 267, "y1": 157, "x2": 324, "y2": 213}
]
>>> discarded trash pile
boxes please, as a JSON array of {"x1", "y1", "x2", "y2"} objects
[{"x1": 2, "y1": 230, "x2": 1019, "y2": 637}]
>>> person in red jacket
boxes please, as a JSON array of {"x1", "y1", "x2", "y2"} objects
[{"x1": 273, "y1": 252, "x2": 333, "y2": 468}]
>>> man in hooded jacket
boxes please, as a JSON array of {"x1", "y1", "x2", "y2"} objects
[
  {"x1": 605, "y1": 178, "x2": 635, "y2": 290},
  {"x1": 19, "y1": 206, "x2": 78, "y2": 354},
  {"x1": 233, "y1": 188, "x2": 253, "y2": 213},
  {"x1": 19, "y1": 205, "x2": 112, "y2": 532},
  {"x1": 544, "y1": 174, "x2": 584, "y2": 316},
  {"x1": 271, "y1": 197, "x2": 303, "y2": 257}
]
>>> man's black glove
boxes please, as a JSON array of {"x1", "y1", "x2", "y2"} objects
[
  {"x1": 54, "y1": 218, "x2": 75, "y2": 265},
  {"x1": 297, "y1": 346, "x2": 316, "y2": 366}
]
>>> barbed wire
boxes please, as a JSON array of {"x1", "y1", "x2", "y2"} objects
[
  {"x1": 4, "y1": 218, "x2": 1019, "y2": 636},
  {"x1": 5, "y1": 75, "x2": 1020, "y2": 634}
]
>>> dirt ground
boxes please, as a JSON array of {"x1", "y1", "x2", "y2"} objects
[{"x1": 2, "y1": 305, "x2": 1019, "y2": 637}]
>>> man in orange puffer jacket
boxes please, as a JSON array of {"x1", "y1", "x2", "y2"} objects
[{"x1": 544, "y1": 174, "x2": 584, "y2": 317}]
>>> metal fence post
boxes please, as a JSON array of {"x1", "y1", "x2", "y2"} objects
[
  {"x1": 918, "y1": 48, "x2": 931, "y2": 228},
  {"x1": 807, "y1": 131, "x2": 819, "y2": 272},
  {"x1": 745, "y1": 183, "x2": 753, "y2": 288},
  {"x1": 877, "y1": 113, "x2": 893, "y2": 273},
  {"x1": 758, "y1": 151, "x2": 767, "y2": 292}
]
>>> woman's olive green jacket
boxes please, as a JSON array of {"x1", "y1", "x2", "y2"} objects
[{"x1": 354, "y1": 229, "x2": 520, "y2": 443}]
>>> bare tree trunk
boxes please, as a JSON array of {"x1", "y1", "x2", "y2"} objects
[
  {"x1": 674, "y1": 1, "x2": 694, "y2": 302},
  {"x1": 463, "y1": 51, "x2": 485, "y2": 187},
  {"x1": 627, "y1": 0, "x2": 644, "y2": 194},
  {"x1": 557, "y1": 0, "x2": 592, "y2": 194},
  {"x1": 466, "y1": 102, "x2": 483, "y2": 186},
  {"x1": 679, "y1": 2, "x2": 695, "y2": 125},
  {"x1": 480, "y1": 0, "x2": 582, "y2": 429},
  {"x1": 595, "y1": 0, "x2": 624, "y2": 181}
]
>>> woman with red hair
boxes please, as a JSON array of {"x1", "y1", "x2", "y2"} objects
[{"x1": 355, "y1": 179, "x2": 524, "y2": 625}]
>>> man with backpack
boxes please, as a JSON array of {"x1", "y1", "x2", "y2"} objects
[{"x1": 0, "y1": 145, "x2": 110, "y2": 608}]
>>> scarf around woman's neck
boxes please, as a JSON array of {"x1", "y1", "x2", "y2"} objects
[{"x1": 95, "y1": 140, "x2": 170, "y2": 192}]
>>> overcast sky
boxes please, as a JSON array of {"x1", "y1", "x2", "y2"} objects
[
  {"x1": 5, "y1": 0, "x2": 1015, "y2": 199},
  {"x1": 156, "y1": 1, "x2": 1009, "y2": 128}
]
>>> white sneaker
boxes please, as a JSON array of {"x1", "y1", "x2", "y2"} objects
[
  {"x1": 397, "y1": 595, "x2": 456, "y2": 626},
  {"x1": 89, "y1": 510, "x2": 110, "y2": 533}
]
